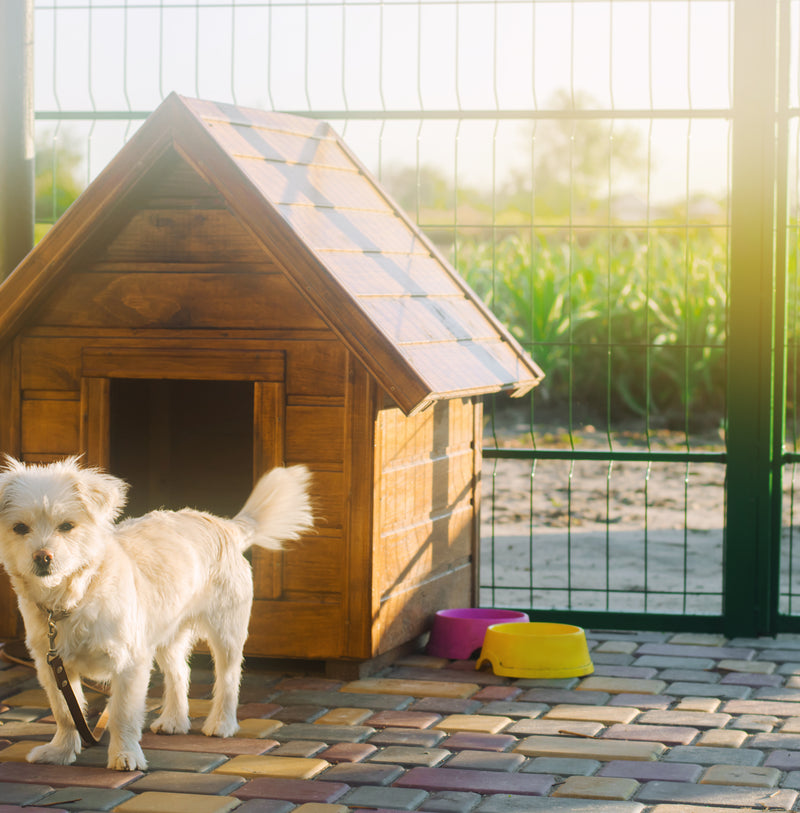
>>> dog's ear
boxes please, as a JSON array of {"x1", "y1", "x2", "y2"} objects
[
  {"x1": 0, "y1": 456, "x2": 24, "y2": 514},
  {"x1": 75, "y1": 468, "x2": 129, "y2": 523}
]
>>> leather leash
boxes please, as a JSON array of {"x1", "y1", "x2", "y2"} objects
[{"x1": 45, "y1": 611, "x2": 102, "y2": 748}]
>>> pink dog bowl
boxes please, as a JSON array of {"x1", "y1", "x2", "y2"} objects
[{"x1": 426, "y1": 608, "x2": 529, "y2": 659}]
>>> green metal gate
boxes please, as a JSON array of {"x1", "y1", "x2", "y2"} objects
[{"x1": 26, "y1": 0, "x2": 800, "y2": 637}]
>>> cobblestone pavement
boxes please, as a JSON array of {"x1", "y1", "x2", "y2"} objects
[{"x1": 3, "y1": 630, "x2": 800, "y2": 811}]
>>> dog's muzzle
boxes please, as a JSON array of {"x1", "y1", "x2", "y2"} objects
[{"x1": 33, "y1": 549, "x2": 54, "y2": 577}]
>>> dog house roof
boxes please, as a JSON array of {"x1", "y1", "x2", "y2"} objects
[{"x1": 0, "y1": 93, "x2": 543, "y2": 415}]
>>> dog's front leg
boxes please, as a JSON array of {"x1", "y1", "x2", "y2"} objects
[
  {"x1": 105, "y1": 660, "x2": 151, "y2": 771},
  {"x1": 27, "y1": 654, "x2": 82, "y2": 765}
]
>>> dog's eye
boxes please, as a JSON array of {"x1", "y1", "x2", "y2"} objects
[
  {"x1": 12, "y1": 523, "x2": 29, "y2": 536},
  {"x1": 57, "y1": 521, "x2": 74, "y2": 533}
]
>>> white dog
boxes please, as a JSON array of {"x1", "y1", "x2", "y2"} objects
[{"x1": 0, "y1": 456, "x2": 313, "y2": 771}]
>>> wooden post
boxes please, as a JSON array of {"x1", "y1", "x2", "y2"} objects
[{"x1": 0, "y1": 0, "x2": 35, "y2": 280}]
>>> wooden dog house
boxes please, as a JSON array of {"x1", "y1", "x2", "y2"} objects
[{"x1": 0, "y1": 94, "x2": 543, "y2": 667}]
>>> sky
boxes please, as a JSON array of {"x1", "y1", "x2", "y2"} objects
[{"x1": 30, "y1": 0, "x2": 778, "y2": 206}]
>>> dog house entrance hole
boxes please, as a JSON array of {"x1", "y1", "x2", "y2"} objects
[{"x1": 109, "y1": 379, "x2": 254, "y2": 519}]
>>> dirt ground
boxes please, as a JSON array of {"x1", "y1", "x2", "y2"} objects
[{"x1": 478, "y1": 405, "x2": 727, "y2": 615}]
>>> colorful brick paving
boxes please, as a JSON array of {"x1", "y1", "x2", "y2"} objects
[{"x1": 4, "y1": 631, "x2": 800, "y2": 810}]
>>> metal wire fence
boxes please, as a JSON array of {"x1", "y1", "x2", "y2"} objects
[{"x1": 30, "y1": 0, "x2": 800, "y2": 633}]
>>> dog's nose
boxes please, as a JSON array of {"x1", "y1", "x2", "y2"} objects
[{"x1": 33, "y1": 550, "x2": 54, "y2": 572}]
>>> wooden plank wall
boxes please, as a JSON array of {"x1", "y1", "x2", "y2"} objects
[
  {"x1": 0, "y1": 154, "x2": 354, "y2": 658},
  {"x1": 372, "y1": 396, "x2": 480, "y2": 654}
]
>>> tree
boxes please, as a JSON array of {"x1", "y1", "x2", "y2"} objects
[{"x1": 35, "y1": 130, "x2": 83, "y2": 231}]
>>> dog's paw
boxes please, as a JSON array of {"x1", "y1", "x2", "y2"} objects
[
  {"x1": 107, "y1": 745, "x2": 147, "y2": 772},
  {"x1": 150, "y1": 714, "x2": 190, "y2": 735},
  {"x1": 27, "y1": 739, "x2": 80, "y2": 766},
  {"x1": 201, "y1": 717, "x2": 239, "y2": 738}
]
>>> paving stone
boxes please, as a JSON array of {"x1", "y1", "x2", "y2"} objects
[
  {"x1": 777, "y1": 662, "x2": 800, "y2": 675},
  {"x1": 237, "y1": 703, "x2": 282, "y2": 719},
  {"x1": 765, "y1": 749, "x2": 800, "y2": 770},
  {"x1": 471, "y1": 686, "x2": 521, "y2": 702},
  {"x1": 673, "y1": 697, "x2": 721, "y2": 713},
  {"x1": 718, "y1": 658, "x2": 776, "y2": 674},
  {"x1": 720, "y1": 671, "x2": 783, "y2": 687},
  {"x1": 408, "y1": 699, "x2": 482, "y2": 715},
  {"x1": 750, "y1": 731, "x2": 800, "y2": 750},
  {"x1": 292, "y1": 805, "x2": 348, "y2": 813},
  {"x1": 439, "y1": 732, "x2": 517, "y2": 752},
  {"x1": 341, "y1": 785, "x2": 428, "y2": 810},
  {"x1": 127, "y1": 770, "x2": 246, "y2": 795},
  {"x1": 601, "y1": 723, "x2": 699, "y2": 745},
  {"x1": 115, "y1": 790, "x2": 241, "y2": 812},
  {"x1": 319, "y1": 761, "x2": 404, "y2": 785},
  {"x1": 233, "y1": 777, "x2": 350, "y2": 804},
  {"x1": 590, "y1": 664, "x2": 656, "y2": 678},
  {"x1": 543, "y1": 704, "x2": 639, "y2": 725},
  {"x1": 368, "y1": 746, "x2": 450, "y2": 767},
  {"x1": 0, "y1": 760, "x2": 142, "y2": 788},
  {"x1": 756, "y1": 649, "x2": 800, "y2": 662},
  {"x1": 515, "y1": 678, "x2": 579, "y2": 690},
  {"x1": 608, "y1": 693, "x2": 672, "y2": 710},
  {"x1": 514, "y1": 736, "x2": 665, "y2": 762},
  {"x1": 476, "y1": 701, "x2": 546, "y2": 719},
  {"x1": 584, "y1": 653, "x2": 635, "y2": 667},
  {"x1": 229, "y1": 795, "x2": 293, "y2": 812},
  {"x1": 665, "y1": 682, "x2": 752, "y2": 699},
  {"x1": 273, "y1": 691, "x2": 412, "y2": 711},
  {"x1": 637, "y1": 710, "x2": 730, "y2": 729},
  {"x1": 0, "y1": 721, "x2": 54, "y2": 739},
  {"x1": 508, "y1": 719, "x2": 604, "y2": 738},
  {"x1": 753, "y1": 687, "x2": 800, "y2": 702},
  {"x1": 0, "y1": 781, "x2": 54, "y2": 805},
  {"x1": 694, "y1": 728, "x2": 748, "y2": 748},
  {"x1": 594, "y1": 641, "x2": 638, "y2": 655},
  {"x1": 576, "y1": 677, "x2": 666, "y2": 695},
  {"x1": 699, "y1": 764, "x2": 781, "y2": 787},
  {"x1": 443, "y1": 750, "x2": 525, "y2": 772},
  {"x1": 364, "y1": 711, "x2": 441, "y2": 729},
  {"x1": 633, "y1": 656, "x2": 716, "y2": 671},
  {"x1": 313, "y1": 708, "x2": 373, "y2": 726},
  {"x1": 518, "y1": 689, "x2": 610, "y2": 706},
  {"x1": 394, "y1": 766, "x2": 554, "y2": 796},
  {"x1": 520, "y1": 757, "x2": 600, "y2": 776},
  {"x1": 730, "y1": 713, "x2": 778, "y2": 732},
  {"x1": 0, "y1": 707, "x2": 51, "y2": 722},
  {"x1": 598, "y1": 759, "x2": 702, "y2": 783},
  {"x1": 477, "y1": 795, "x2": 644, "y2": 812},
  {"x1": 271, "y1": 705, "x2": 327, "y2": 723},
  {"x1": 75, "y1": 746, "x2": 228, "y2": 774},
  {"x1": 635, "y1": 643, "x2": 756, "y2": 660},
  {"x1": 663, "y1": 745, "x2": 764, "y2": 766},
  {"x1": 342, "y1": 679, "x2": 480, "y2": 699},
  {"x1": 368, "y1": 728, "x2": 446, "y2": 748},
  {"x1": 215, "y1": 755, "x2": 329, "y2": 779},
  {"x1": 317, "y1": 743, "x2": 377, "y2": 763},
  {"x1": 423, "y1": 790, "x2": 482, "y2": 812},
  {"x1": 35, "y1": 786, "x2": 134, "y2": 811},
  {"x1": 237, "y1": 719, "x2": 284, "y2": 739},
  {"x1": 273, "y1": 724, "x2": 376, "y2": 743},
  {"x1": 139, "y1": 733, "x2": 276, "y2": 755},
  {"x1": 389, "y1": 667, "x2": 506, "y2": 687},
  {"x1": 272, "y1": 678, "x2": 345, "y2": 693},
  {"x1": 781, "y1": 717, "x2": 800, "y2": 733},
  {"x1": 780, "y1": 770, "x2": 800, "y2": 790},
  {"x1": 723, "y1": 698, "x2": 800, "y2": 716},
  {"x1": 667, "y1": 633, "x2": 728, "y2": 647},
  {"x1": 636, "y1": 780, "x2": 797, "y2": 809},
  {"x1": 657, "y1": 669, "x2": 720, "y2": 684},
  {"x1": 433, "y1": 715, "x2": 512, "y2": 734},
  {"x1": 268, "y1": 741, "x2": 327, "y2": 758},
  {"x1": 551, "y1": 775, "x2": 639, "y2": 800}
]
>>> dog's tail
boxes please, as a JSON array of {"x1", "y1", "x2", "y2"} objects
[{"x1": 234, "y1": 466, "x2": 314, "y2": 551}]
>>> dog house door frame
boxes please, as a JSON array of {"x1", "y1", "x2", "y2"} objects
[{"x1": 78, "y1": 343, "x2": 287, "y2": 599}]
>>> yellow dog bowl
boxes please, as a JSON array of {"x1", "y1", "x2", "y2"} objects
[{"x1": 476, "y1": 622, "x2": 594, "y2": 679}]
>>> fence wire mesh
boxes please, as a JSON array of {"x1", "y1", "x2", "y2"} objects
[{"x1": 29, "y1": 0, "x2": 799, "y2": 630}]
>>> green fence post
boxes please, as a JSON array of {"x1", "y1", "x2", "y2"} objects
[{"x1": 725, "y1": 0, "x2": 779, "y2": 636}]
